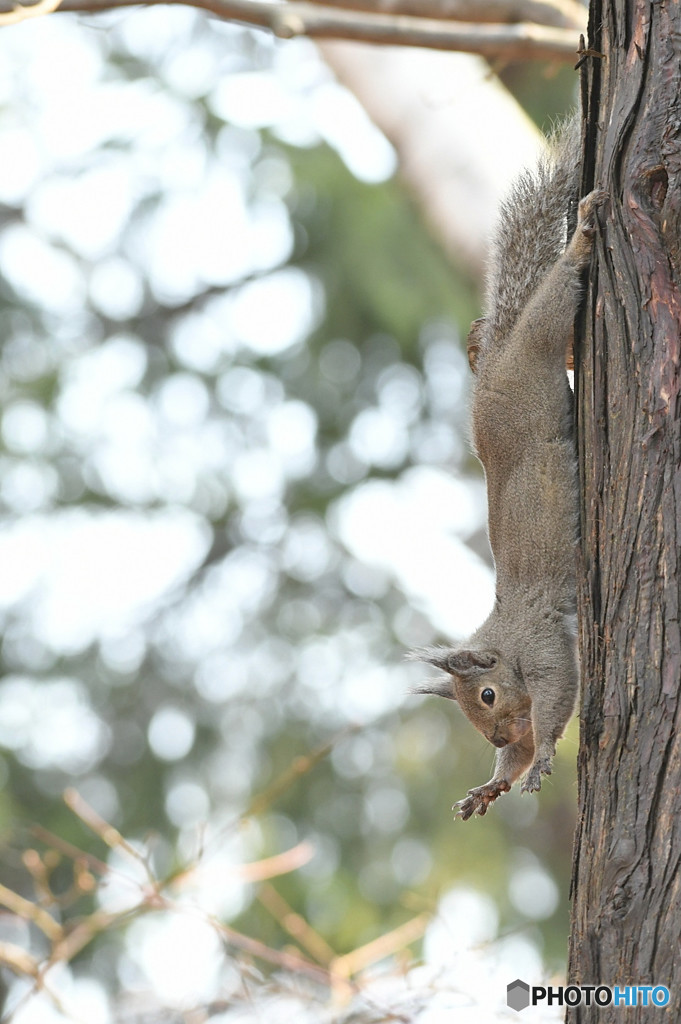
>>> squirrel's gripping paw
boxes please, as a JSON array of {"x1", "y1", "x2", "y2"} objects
[
  {"x1": 570, "y1": 188, "x2": 609, "y2": 267},
  {"x1": 578, "y1": 188, "x2": 609, "y2": 237},
  {"x1": 453, "y1": 779, "x2": 511, "y2": 821},
  {"x1": 521, "y1": 756, "x2": 552, "y2": 794}
]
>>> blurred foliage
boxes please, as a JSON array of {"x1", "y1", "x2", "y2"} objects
[
  {"x1": 499, "y1": 60, "x2": 579, "y2": 131},
  {"x1": 0, "y1": 8, "x2": 577, "y2": 1020}
]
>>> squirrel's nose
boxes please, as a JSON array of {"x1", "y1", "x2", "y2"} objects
[{"x1": 492, "y1": 737, "x2": 508, "y2": 748}]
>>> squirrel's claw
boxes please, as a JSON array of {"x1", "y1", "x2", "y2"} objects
[
  {"x1": 521, "y1": 756, "x2": 553, "y2": 793},
  {"x1": 569, "y1": 188, "x2": 609, "y2": 267},
  {"x1": 453, "y1": 779, "x2": 511, "y2": 821},
  {"x1": 577, "y1": 188, "x2": 609, "y2": 238}
]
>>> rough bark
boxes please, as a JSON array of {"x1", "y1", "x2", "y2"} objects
[{"x1": 569, "y1": 0, "x2": 681, "y2": 1017}]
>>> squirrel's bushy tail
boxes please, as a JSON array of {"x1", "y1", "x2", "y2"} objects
[{"x1": 481, "y1": 117, "x2": 581, "y2": 355}]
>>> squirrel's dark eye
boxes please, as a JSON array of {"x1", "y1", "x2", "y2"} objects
[{"x1": 481, "y1": 688, "x2": 495, "y2": 707}]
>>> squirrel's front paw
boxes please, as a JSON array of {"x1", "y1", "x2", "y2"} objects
[
  {"x1": 453, "y1": 780, "x2": 511, "y2": 821},
  {"x1": 521, "y1": 756, "x2": 552, "y2": 793}
]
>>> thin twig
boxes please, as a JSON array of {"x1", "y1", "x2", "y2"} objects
[
  {"x1": 0, "y1": 942, "x2": 40, "y2": 978},
  {"x1": 171, "y1": 840, "x2": 316, "y2": 888},
  {"x1": 258, "y1": 882, "x2": 337, "y2": 964},
  {"x1": 209, "y1": 913, "x2": 335, "y2": 985},
  {"x1": 331, "y1": 912, "x2": 430, "y2": 979},
  {"x1": 50, "y1": 906, "x2": 141, "y2": 963},
  {"x1": 30, "y1": 823, "x2": 116, "y2": 878},
  {"x1": 0, "y1": 883, "x2": 62, "y2": 942},
  {"x1": 63, "y1": 788, "x2": 157, "y2": 888},
  {"x1": 241, "y1": 724, "x2": 360, "y2": 822},
  {"x1": 232, "y1": 841, "x2": 316, "y2": 881}
]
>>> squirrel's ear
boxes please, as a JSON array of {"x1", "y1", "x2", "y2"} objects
[
  {"x1": 408, "y1": 646, "x2": 497, "y2": 678},
  {"x1": 406, "y1": 648, "x2": 458, "y2": 701},
  {"x1": 408, "y1": 646, "x2": 455, "y2": 673},
  {"x1": 446, "y1": 650, "x2": 497, "y2": 677},
  {"x1": 467, "y1": 317, "x2": 487, "y2": 374}
]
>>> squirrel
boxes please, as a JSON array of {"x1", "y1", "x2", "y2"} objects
[{"x1": 412, "y1": 120, "x2": 607, "y2": 820}]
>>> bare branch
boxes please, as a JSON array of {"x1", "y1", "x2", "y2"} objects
[
  {"x1": 303, "y1": 0, "x2": 587, "y2": 31},
  {"x1": 0, "y1": 0, "x2": 582, "y2": 61},
  {"x1": 270, "y1": 5, "x2": 580, "y2": 57},
  {"x1": 0, "y1": 0, "x2": 61, "y2": 24}
]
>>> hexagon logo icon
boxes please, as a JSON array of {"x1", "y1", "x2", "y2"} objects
[{"x1": 507, "y1": 979, "x2": 530, "y2": 1012}]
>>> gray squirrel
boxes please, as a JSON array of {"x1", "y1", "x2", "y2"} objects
[{"x1": 413, "y1": 120, "x2": 607, "y2": 819}]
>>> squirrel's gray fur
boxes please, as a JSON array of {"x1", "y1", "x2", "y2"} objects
[{"x1": 412, "y1": 119, "x2": 607, "y2": 820}]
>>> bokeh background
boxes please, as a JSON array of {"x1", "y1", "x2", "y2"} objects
[{"x1": 0, "y1": 9, "x2": 579, "y2": 1022}]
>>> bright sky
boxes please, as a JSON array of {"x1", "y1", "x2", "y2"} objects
[
  {"x1": 0, "y1": 11, "x2": 558, "y2": 1023},
  {"x1": 0, "y1": 9, "x2": 494, "y2": 691}
]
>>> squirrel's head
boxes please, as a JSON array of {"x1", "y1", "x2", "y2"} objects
[{"x1": 411, "y1": 646, "x2": 532, "y2": 748}]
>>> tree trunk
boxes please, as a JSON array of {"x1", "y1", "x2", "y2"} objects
[{"x1": 568, "y1": 0, "x2": 681, "y2": 1017}]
